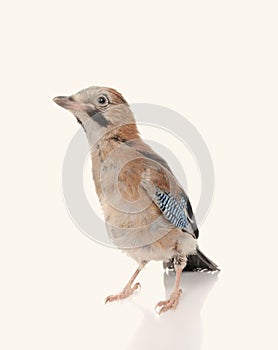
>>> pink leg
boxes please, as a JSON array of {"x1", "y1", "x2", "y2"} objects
[
  {"x1": 155, "y1": 265, "x2": 183, "y2": 314},
  {"x1": 105, "y1": 264, "x2": 145, "y2": 304}
]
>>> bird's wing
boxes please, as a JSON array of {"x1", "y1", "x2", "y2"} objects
[
  {"x1": 126, "y1": 139, "x2": 199, "y2": 238},
  {"x1": 155, "y1": 188, "x2": 190, "y2": 230},
  {"x1": 140, "y1": 168, "x2": 199, "y2": 238}
]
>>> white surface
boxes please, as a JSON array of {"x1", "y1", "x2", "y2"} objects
[{"x1": 1, "y1": 1, "x2": 278, "y2": 349}]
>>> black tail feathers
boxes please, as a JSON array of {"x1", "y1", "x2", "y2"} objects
[
  {"x1": 183, "y1": 248, "x2": 219, "y2": 272},
  {"x1": 164, "y1": 248, "x2": 219, "y2": 272}
]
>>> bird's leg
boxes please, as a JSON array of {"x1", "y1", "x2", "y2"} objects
[
  {"x1": 105, "y1": 262, "x2": 146, "y2": 304},
  {"x1": 155, "y1": 256, "x2": 186, "y2": 314}
]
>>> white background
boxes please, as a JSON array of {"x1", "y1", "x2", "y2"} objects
[{"x1": 1, "y1": 1, "x2": 277, "y2": 349}]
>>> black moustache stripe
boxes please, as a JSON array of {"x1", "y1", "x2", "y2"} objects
[{"x1": 86, "y1": 108, "x2": 110, "y2": 127}]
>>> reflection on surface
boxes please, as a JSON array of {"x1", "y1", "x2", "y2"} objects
[{"x1": 126, "y1": 271, "x2": 219, "y2": 350}]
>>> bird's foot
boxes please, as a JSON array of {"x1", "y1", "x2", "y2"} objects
[
  {"x1": 105, "y1": 282, "x2": 141, "y2": 304},
  {"x1": 155, "y1": 288, "x2": 182, "y2": 314}
]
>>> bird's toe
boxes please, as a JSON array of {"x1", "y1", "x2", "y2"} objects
[
  {"x1": 105, "y1": 282, "x2": 141, "y2": 304},
  {"x1": 155, "y1": 288, "x2": 182, "y2": 314}
]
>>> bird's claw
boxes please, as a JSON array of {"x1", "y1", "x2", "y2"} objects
[
  {"x1": 155, "y1": 288, "x2": 182, "y2": 314},
  {"x1": 105, "y1": 282, "x2": 141, "y2": 304}
]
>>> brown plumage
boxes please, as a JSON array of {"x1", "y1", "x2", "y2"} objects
[{"x1": 53, "y1": 86, "x2": 219, "y2": 314}]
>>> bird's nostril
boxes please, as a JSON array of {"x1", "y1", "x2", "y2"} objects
[
  {"x1": 55, "y1": 96, "x2": 66, "y2": 100},
  {"x1": 53, "y1": 96, "x2": 67, "y2": 103}
]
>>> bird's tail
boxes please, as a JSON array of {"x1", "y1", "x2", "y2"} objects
[
  {"x1": 183, "y1": 248, "x2": 219, "y2": 272},
  {"x1": 163, "y1": 248, "x2": 219, "y2": 272}
]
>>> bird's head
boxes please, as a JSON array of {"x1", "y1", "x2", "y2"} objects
[{"x1": 53, "y1": 86, "x2": 138, "y2": 141}]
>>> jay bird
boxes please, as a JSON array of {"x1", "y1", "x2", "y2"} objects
[{"x1": 53, "y1": 86, "x2": 218, "y2": 314}]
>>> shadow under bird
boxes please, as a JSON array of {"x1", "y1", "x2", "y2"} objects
[{"x1": 53, "y1": 86, "x2": 219, "y2": 314}]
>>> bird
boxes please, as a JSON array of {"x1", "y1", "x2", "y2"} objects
[{"x1": 53, "y1": 86, "x2": 219, "y2": 314}]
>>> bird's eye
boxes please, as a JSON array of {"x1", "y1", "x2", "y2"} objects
[{"x1": 97, "y1": 95, "x2": 108, "y2": 105}]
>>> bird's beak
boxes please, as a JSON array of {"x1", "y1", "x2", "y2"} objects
[{"x1": 53, "y1": 96, "x2": 83, "y2": 111}]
